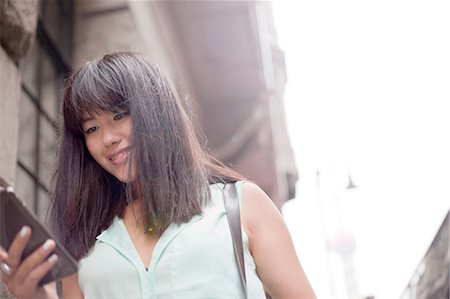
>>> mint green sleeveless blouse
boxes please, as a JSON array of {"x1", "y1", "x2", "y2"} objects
[{"x1": 78, "y1": 181, "x2": 266, "y2": 298}]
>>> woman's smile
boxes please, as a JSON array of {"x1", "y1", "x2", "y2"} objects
[{"x1": 108, "y1": 147, "x2": 131, "y2": 165}]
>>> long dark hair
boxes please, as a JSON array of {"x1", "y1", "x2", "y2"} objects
[{"x1": 49, "y1": 51, "x2": 243, "y2": 260}]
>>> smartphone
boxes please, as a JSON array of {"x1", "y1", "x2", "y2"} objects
[{"x1": 0, "y1": 187, "x2": 78, "y2": 286}]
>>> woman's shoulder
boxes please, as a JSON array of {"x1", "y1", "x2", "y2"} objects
[
  {"x1": 209, "y1": 180, "x2": 270, "y2": 204},
  {"x1": 239, "y1": 181, "x2": 282, "y2": 238},
  {"x1": 240, "y1": 180, "x2": 273, "y2": 207},
  {"x1": 240, "y1": 180, "x2": 264, "y2": 193}
]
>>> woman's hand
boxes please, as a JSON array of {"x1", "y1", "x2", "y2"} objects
[{"x1": 0, "y1": 226, "x2": 59, "y2": 299}]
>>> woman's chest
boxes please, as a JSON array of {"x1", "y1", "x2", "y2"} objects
[
  {"x1": 78, "y1": 216, "x2": 247, "y2": 298},
  {"x1": 122, "y1": 219, "x2": 160, "y2": 269}
]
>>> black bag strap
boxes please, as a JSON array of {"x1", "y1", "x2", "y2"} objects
[{"x1": 223, "y1": 183, "x2": 247, "y2": 297}]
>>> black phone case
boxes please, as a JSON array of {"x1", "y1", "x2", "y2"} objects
[{"x1": 0, "y1": 189, "x2": 78, "y2": 286}]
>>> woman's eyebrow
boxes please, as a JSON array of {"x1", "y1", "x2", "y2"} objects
[{"x1": 81, "y1": 116, "x2": 95, "y2": 124}]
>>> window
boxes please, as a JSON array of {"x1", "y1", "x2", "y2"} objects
[{"x1": 16, "y1": 0, "x2": 73, "y2": 223}]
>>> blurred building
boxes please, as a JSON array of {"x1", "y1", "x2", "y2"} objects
[
  {"x1": 0, "y1": 1, "x2": 297, "y2": 295},
  {"x1": 401, "y1": 210, "x2": 449, "y2": 299}
]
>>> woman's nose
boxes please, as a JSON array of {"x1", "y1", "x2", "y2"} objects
[{"x1": 102, "y1": 129, "x2": 121, "y2": 147}]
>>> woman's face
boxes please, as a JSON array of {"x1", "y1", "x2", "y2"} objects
[{"x1": 81, "y1": 110, "x2": 136, "y2": 182}]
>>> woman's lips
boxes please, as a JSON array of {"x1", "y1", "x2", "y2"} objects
[{"x1": 109, "y1": 148, "x2": 130, "y2": 165}]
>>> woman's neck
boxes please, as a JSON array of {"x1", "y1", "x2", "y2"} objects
[{"x1": 124, "y1": 198, "x2": 145, "y2": 224}]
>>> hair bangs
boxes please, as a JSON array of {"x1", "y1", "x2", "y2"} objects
[{"x1": 63, "y1": 61, "x2": 130, "y2": 134}]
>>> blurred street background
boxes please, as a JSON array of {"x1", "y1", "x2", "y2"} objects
[{"x1": 272, "y1": 1, "x2": 449, "y2": 298}]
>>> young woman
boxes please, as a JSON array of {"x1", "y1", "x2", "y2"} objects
[{"x1": 0, "y1": 52, "x2": 316, "y2": 299}]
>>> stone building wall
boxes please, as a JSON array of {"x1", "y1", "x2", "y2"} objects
[
  {"x1": 0, "y1": 0, "x2": 38, "y2": 187},
  {"x1": 0, "y1": 1, "x2": 39, "y2": 297},
  {"x1": 402, "y1": 211, "x2": 449, "y2": 299}
]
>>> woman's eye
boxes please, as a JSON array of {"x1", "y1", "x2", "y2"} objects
[
  {"x1": 85, "y1": 127, "x2": 97, "y2": 134},
  {"x1": 114, "y1": 112, "x2": 129, "y2": 121}
]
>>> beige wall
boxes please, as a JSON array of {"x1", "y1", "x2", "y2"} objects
[
  {"x1": 0, "y1": 1, "x2": 38, "y2": 295},
  {"x1": 73, "y1": 0, "x2": 144, "y2": 67},
  {"x1": 72, "y1": 0, "x2": 198, "y2": 100},
  {"x1": 0, "y1": 0, "x2": 37, "y2": 189},
  {"x1": 0, "y1": 47, "x2": 20, "y2": 188}
]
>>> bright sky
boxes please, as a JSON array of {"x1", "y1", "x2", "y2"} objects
[{"x1": 272, "y1": 1, "x2": 450, "y2": 298}]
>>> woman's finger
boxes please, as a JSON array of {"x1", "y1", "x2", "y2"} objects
[
  {"x1": 6, "y1": 226, "x2": 31, "y2": 268},
  {"x1": 0, "y1": 247, "x2": 8, "y2": 263},
  {"x1": 13, "y1": 239, "x2": 56, "y2": 284},
  {"x1": 10, "y1": 253, "x2": 58, "y2": 298},
  {"x1": 0, "y1": 247, "x2": 10, "y2": 282},
  {"x1": 24, "y1": 254, "x2": 58, "y2": 287}
]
